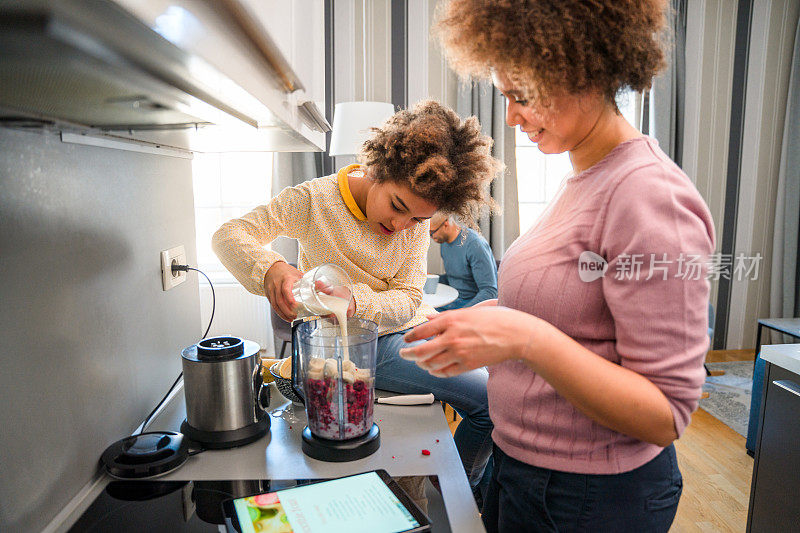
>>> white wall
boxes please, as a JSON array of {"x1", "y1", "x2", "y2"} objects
[{"x1": 0, "y1": 128, "x2": 201, "y2": 531}]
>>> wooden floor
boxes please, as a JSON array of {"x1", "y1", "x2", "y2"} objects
[
  {"x1": 444, "y1": 349, "x2": 756, "y2": 532},
  {"x1": 672, "y1": 409, "x2": 752, "y2": 532},
  {"x1": 704, "y1": 349, "x2": 755, "y2": 363},
  {"x1": 672, "y1": 349, "x2": 754, "y2": 532}
]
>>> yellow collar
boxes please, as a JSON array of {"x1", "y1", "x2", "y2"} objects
[{"x1": 337, "y1": 164, "x2": 367, "y2": 221}]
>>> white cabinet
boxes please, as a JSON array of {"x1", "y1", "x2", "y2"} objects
[{"x1": 244, "y1": 0, "x2": 326, "y2": 106}]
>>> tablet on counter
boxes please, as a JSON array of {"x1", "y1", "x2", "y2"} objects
[{"x1": 221, "y1": 469, "x2": 431, "y2": 533}]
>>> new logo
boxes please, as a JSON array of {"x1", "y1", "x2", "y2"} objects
[{"x1": 578, "y1": 251, "x2": 608, "y2": 282}]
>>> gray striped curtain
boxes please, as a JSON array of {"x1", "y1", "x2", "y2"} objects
[
  {"x1": 649, "y1": 0, "x2": 687, "y2": 167},
  {"x1": 456, "y1": 80, "x2": 520, "y2": 260},
  {"x1": 770, "y1": 17, "x2": 800, "y2": 324}
]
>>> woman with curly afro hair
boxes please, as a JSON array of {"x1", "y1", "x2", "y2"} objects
[
  {"x1": 213, "y1": 99, "x2": 502, "y2": 495},
  {"x1": 400, "y1": 1, "x2": 715, "y2": 531}
]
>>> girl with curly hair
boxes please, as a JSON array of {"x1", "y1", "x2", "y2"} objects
[
  {"x1": 213, "y1": 99, "x2": 501, "y2": 494},
  {"x1": 400, "y1": 1, "x2": 715, "y2": 530}
]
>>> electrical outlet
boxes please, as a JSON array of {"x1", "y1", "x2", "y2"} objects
[{"x1": 161, "y1": 245, "x2": 187, "y2": 291}]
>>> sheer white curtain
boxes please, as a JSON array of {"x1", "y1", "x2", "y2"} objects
[{"x1": 270, "y1": 152, "x2": 325, "y2": 263}]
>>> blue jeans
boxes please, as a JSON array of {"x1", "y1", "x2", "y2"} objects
[
  {"x1": 435, "y1": 297, "x2": 471, "y2": 312},
  {"x1": 482, "y1": 444, "x2": 682, "y2": 533},
  {"x1": 376, "y1": 331, "x2": 493, "y2": 488}
]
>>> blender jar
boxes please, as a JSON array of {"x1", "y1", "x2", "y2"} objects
[{"x1": 292, "y1": 318, "x2": 378, "y2": 441}]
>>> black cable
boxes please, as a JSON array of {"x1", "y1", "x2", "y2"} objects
[
  {"x1": 186, "y1": 266, "x2": 215, "y2": 339},
  {"x1": 137, "y1": 264, "x2": 215, "y2": 435},
  {"x1": 137, "y1": 371, "x2": 183, "y2": 436}
]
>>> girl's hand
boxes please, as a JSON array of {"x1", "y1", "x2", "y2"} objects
[
  {"x1": 264, "y1": 261, "x2": 303, "y2": 322},
  {"x1": 315, "y1": 280, "x2": 357, "y2": 319},
  {"x1": 399, "y1": 306, "x2": 539, "y2": 377}
]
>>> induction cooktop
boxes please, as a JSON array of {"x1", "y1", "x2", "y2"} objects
[{"x1": 67, "y1": 476, "x2": 450, "y2": 532}]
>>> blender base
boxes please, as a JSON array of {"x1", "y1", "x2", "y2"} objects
[
  {"x1": 180, "y1": 418, "x2": 270, "y2": 449},
  {"x1": 301, "y1": 423, "x2": 380, "y2": 462}
]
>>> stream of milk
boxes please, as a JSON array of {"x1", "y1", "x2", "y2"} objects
[{"x1": 301, "y1": 292, "x2": 350, "y2": 361}]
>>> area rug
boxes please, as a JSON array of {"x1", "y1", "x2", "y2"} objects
[{"x1": 698, "y1": 361, "x2": 753, "y2": 437}]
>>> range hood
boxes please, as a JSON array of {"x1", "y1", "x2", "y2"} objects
[{"x1": 0, "y1": 0, "x2": 328, "y2": 151}]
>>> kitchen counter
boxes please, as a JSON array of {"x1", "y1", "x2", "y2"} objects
[
  {"x1": 760, "y1": 343, "x2": 800, "y2": 375},
  {"x1": 53, "y1": 382, "x2": 484, "y2": 532}
]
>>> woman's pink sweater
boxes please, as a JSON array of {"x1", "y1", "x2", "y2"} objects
[{"x1": 491, "y1": 136, "x2": 715, "y2": 474}]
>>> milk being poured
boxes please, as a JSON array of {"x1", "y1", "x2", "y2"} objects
[{"x1": 300, "y1": 291, "x2": 350, "y2": 361}]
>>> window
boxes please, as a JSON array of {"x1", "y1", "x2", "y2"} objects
[
  {"x1": 192, "y1": 152, "x2": 273, "y2": 282},
  {"x1": 515, "y1": 91, "x2": 638, "y2": 233}
]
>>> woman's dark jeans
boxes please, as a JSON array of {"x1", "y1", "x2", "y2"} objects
[{"x1": 482, "y1": 443, "x2": 683, "y2": 532}]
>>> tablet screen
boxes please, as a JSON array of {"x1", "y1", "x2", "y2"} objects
[{"x1": 229, "y1": 471, "x2": 423, "y2": 533}]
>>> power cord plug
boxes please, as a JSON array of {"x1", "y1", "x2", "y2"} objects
[{"x1": 171, "y1": 262, "x2": 190, "y2": 274}]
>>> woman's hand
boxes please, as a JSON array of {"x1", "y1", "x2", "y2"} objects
[
  {"x1": 403, "y1": 306, "x2": 680, "y2": 445},
  {"x1": 264, "y1": 261, "x2": 303, "y2": 322},
  {"x1": 399, "y1": 306, "x2": 539, "y2": 377}
]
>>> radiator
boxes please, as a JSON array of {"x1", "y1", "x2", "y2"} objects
[{"x1": 199, "y1": 282, "x2": 275, "y2": 352}]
